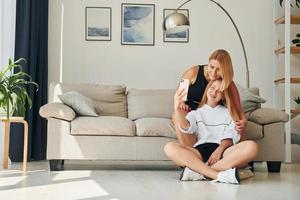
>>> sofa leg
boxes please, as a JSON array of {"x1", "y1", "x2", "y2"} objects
[
  {"x1": 267, "y1": 161, "x2": 281, "y2": 173},
  {"x1": 49, "y1": 160, "x2": 64, "y2": 171},
  {"x1": 248, "y1": 161, "x2": 254, "y2": 172}
]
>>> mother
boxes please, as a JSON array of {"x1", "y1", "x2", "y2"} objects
[{"x1": 174, "y1": 49, "x2": 247, "y2": 147}]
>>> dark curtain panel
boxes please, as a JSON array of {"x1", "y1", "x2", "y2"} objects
[{"x1": 10, "y1": 0, "x2": 48, "y2": 161}]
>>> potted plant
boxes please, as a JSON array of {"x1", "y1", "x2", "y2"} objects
[
  {"x1": 294, "y1": 96, "x2": 300, "y2": 109},
  {"x1": 0, "y1": 58, "x2": 38, "y2": 120},
  {"x1": 291, "y1": 33, "x2": 300, "y2": 46},
  {"x1": 280, "y1": 0, "x2": 300, "y2": 7}
]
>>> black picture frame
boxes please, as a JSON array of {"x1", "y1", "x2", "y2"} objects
[
  {"x1": 121, "y1": 3, "x2": 155, "y2": 46},
  {"x1": 163, "y1": 9, "x2": 189, "y2": 43},
  {"x1": 85, "y1": 7, "x2": 112, "y2": 41}
]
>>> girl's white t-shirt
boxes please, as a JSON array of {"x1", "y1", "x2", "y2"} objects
[{"x1": 178, "y1": 104, "x2": 240, "y2": 147}]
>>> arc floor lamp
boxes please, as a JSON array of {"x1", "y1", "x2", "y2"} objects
[{"x1": 163, "y1": 0, "x2": 250, "y2": 88}]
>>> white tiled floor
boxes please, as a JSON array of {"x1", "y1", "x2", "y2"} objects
[{"x1": 0, "y1": 161, "x2": 300, "y2": 200}]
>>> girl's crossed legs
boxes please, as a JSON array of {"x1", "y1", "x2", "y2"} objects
[{"x1": 164, "y1": 140, "x2": 259, "y2": 180}]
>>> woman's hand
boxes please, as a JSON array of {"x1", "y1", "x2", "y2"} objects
[
  {"x1": 207, "y1": 147, "x2": 224, "y2": 166},
  {"x1": 174, "y1": 88, "x2": 188, "y2": 112},
  {"x1": 235, "y1": 117, "x2": 247, "y2": 134}
]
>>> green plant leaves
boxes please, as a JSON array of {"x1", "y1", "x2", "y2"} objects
[
  {"x1": 294, "y1": 96, "x2": 300, "y2": 104},
  {"x1": 292, "y1": 33, "x2": 300, "y2": 45},
  {"x1": 279, "y1": 0, "x2": 300, "y2": 7},
  {"x1": 0, "y1": 58, "x2": 38, "y2": 119},
  {"x1": 292, "y1": 38, "x2": 300, "y2": 43}
]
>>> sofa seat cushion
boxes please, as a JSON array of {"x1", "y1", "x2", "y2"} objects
[
  {"x1": 71, "y1": 116, "x2": 136, "y2": 136},
  {"x1": 244, "y1": 121, "x2": 263, "y2": 140},
  {"x1": 135, "y1": 118, "x2": 176, "y2": 138}
]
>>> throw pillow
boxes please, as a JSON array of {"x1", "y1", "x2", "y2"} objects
[
  {"x1": 58, "y1": 91, "x2": 98, "y2": 117},
  {"x1": 236, "y1": 84, "x2": 266, "y2": 113}
]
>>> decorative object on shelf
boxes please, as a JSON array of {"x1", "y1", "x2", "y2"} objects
[
  {"x1": 121, "y1": 3, "x2": 155, "y2": 46},
  {"x1": 0, "y1": 58, "x2": 38, "y2": 120},
  {"x1": 279, "y1": 0, "x2": 300, "y2": 7},
  {"x1": 291, "y1": 33, "x2": 300, "y2": 46},
  {"x1": 85, "y1": 7, "x2": 112, "y2": 41},
  {"x1": 163, "y1": 9, "x2": 189, "y2": 43},
  {"x1": 162, "y1": 0, "x2": 250, "y2": 88},
  {"x1": 294, "y1": 96, "x2": 300, "y2": 108}
]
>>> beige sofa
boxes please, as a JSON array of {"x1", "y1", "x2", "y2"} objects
[{"x1": 40, "y1": 83, "x2": 289, "y2": 172}]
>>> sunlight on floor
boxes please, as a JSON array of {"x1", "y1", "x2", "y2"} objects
[
  {"x1": 0, "y1": 179, "x2": 108, "y2": 199},
  {"x1": 0, "y1": 176, "x2": 26, "y2": 187},
  {"x1": 51, "y1": 170, "x2": 92, "y2": 181}
]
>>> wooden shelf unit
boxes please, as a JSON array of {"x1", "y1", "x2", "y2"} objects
[
  {"x1": 274, "y1": 15, "x2": 300, "y2": 24},
  {"x1": 275, "y1": 46, "x2": 300, "y2": 54},
  {"x1": 273, "y1": 0, "x2": 299, "y2": 162},
  {"x1": 274, "y1": 77, "x2": 300, "y2": 84}
]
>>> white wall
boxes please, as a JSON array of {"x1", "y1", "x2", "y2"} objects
[
  {"x1": 0, "y1": 0, "x2": 16, "y2": 168},
  {"x1": 49, "y1": 0, "x2": 273, "y2": 97}
]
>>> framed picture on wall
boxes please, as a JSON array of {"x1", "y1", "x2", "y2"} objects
[
  {"x1": 121, "y1": 3, "x2": 155, "y2": 46},
  {"x1": 85, "y1": 7, "x2": 112, "y2": 41},
  {"x1": 163, "y1": 9, "x2": 189, "y2": 43}
]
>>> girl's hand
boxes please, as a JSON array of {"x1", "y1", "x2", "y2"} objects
[
  {"x1": 179, "y1": 102, "x2": 191, "y2": 113},
  {"x1": 235, "y1": 118, "x2": 247, "y2": 134},
  {"x1": 207, "y1": 147, "x2": 223, "y2": 166},
  {"x1": 174, "y1": 88, "x2": 187, "y2": 112}
]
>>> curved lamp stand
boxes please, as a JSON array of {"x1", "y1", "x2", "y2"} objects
[{"x1": 163, "y1": 0, "x2": 250, "y2": 88}]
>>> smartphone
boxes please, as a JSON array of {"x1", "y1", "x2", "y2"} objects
[{"x1": 179, "y1": 78, "x2": 189, "y2": 101}]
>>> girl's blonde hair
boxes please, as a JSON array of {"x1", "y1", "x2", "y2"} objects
[
  {"x1": 209, "y1": 49, "x2": 234, "y2": 91},
  {"x1": 199, "y1": 79, "x2": 239, "y2": 121}
]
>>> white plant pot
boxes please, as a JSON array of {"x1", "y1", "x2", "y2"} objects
[{"x1": 0, "y1": 103, "x2": 15, "y2": 119}]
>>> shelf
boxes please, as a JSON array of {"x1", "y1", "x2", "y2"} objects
[
  {"x1": 283, "y1": 109, "x2": 300, "y2": 114},
  {"x1": 291, "y1": 109, "x2": 300, "y2": 114},
  {"x1": 275, "y1": 15, "x2": 300, "y2": 24},
  {"x1": 275, "y1": 46, "x2": 300, "y2": 54},
  {"x1": 274, "y1": 77, "x2": 300, "y2": 84},
  {"x1": 282, "y1": 110, "x2": 300, "y2": 120}
]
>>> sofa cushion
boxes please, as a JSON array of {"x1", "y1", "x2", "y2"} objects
[
  {"x1": 135, "y1": 118, "x2": 176, "y2": 138},
  {"x1": 51, "y1": 83, "x2": 127, "y2": 117},
  {"x1": 236, "y1": 84, "x2": 266, "y2": 113},
  {"x1": 58, "y1": 91, "x2": 98, "y2": 117},
  {"x1": 127, "y1": 89, "x2": 175, "y2": 120},
  {"x1": 244, "y1": 121, "x2": 263, "y2": 140},
  {"x1": 248, "y1": 108, "x2": 289, "y2": 124},
  {"x1": 71, "y1": 116, "x2": 135, "y2": 136}
]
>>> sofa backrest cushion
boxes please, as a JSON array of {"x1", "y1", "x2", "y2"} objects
[
  {"x1": 127, "y1": 89, "x2": 175, "y2": 120},
  {"x1": 50, "y1": 82, "x2": 127, "y2": 117}
]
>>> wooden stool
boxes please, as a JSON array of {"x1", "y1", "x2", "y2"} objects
[{"x1": 0, "y1": 117, "x2": 28, "y2": 172}]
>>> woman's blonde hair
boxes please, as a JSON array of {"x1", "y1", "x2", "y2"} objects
[
  {"x1": 199, "y1": 79, "x2": 239, "y2": 121},
  {"x1": 209, "y1": 49, "x2": 234, "y2": 91}
]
